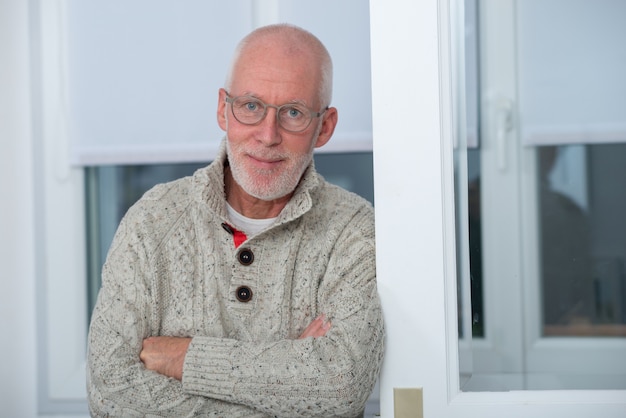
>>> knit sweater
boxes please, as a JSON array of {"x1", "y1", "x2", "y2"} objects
[{"x1": 86, "y1": 143, "x2": 384, "y2": 417}]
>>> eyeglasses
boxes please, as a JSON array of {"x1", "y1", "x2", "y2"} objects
[{"x1": 225, "y1": 93, "x2": 328, "y2": 133}]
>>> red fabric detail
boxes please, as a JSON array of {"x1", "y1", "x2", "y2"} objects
[{"x1": 232, "y1": 229, "x2": 247, "y2": 248}]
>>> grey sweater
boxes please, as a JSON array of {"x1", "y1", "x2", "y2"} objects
[{"x1": 87, "y1": 145, "x2": 384, "y2": 417}]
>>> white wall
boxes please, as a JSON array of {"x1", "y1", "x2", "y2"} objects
[{"x1": 0, "y1": 1, "x2": 38, "y2": 417}]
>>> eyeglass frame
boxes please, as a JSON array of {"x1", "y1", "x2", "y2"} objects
[{"x1": 224, "y1": 92, "x2": 329, "y2": 133}]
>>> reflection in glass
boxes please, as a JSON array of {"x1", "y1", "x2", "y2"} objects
[
  {"x1": 538, "y1": 146, "x2": 592, "y2": 331},
  {"x1": 540, "y1": 144, "x2": 626, "y2": 337},
  {"x1": 467, "y1": 149, "x2": 484, "y2": 337}
]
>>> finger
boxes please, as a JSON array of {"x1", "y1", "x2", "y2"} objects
[
  {"x1": 298, "y1": 316, "x2": 323, "y2": 339},
  {"x1": 298, "y1": 314, "x2": 324, "y2": 339},
  {"x1": 139, "y1": 336, "x2": 159, "y2": 364},
  {"x1": 298, "y1": 314, "x2": 331, "y2": 339},
  {"x1": 308, "y1": 319, "x2": 331, "y2": 338},
  {"x1": 319, "y1": 318, "x2": 332, "y2": 336}
]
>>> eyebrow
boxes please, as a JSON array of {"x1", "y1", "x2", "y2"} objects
[{"x1": 237, "y1": 92, "x2": 310, "y2": 107}]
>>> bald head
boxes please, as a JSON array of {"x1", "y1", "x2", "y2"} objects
[{"x1": 225, "y1": 24, "x2": 333, "y2": 107}]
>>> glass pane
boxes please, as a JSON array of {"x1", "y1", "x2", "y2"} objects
[
  {"x1": 455, "y1": 0, "x2": 484, "y2": 342},
  {"x1": 467, "y1": 149, "x2": 484, "y2": 337},
  {"x1": 540, "y1": 144, "x2": 626, "y2": 337},
  {"x1": 456, "y1": 0, "x2": 626, "y2": 392},
  {"x1": 86, "y1": 153, "x2": 374, "y2": 318}
]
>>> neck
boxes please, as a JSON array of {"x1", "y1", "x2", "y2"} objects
[{"x1": 224, "y1": 166, "x2": 292, "y2": 219}]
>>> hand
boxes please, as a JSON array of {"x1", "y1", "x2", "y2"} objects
[
  {"x1": 140, "y1": 336, "x2": 191, "y2": 381},
  {"x1": 298, "y1": 314, "x2": 332, "y2": 339}
]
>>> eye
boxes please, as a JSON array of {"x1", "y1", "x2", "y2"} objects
[
  {"x1": 282, "y1": 106, "x2": 305, "y2": 119},
  {"x1": 233, "y1": 97, "x2": 264, "y2": 113},
  {"x1": 244, "y1": 100, "x2": 260, "y2": 112}
]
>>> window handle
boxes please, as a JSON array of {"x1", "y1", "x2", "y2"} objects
[{"x1": 496, "y1": 98, "x2": 514, "y2": 171}]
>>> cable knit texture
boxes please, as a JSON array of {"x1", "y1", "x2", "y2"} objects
[{"x1": 87, "y1": 142, "x2": 384, "y2": 417}]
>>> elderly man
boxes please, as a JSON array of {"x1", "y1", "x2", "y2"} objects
[{"x1": 87, "y1": 23, "x2": 384, "y2": 417}]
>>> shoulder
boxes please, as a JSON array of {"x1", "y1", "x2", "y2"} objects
[
  {"x1": 308, "y1": 176, "x2": 375, "y2": 236},
  {"x1": 129, "y1": 164, "x2": 215, "y2": 218},
  {"x1": 115, "y1": 169, "x2": 209, "y2": 252},
  {"x1": 131, "y1": 175, "x2": 195, "y2": 220},
  {"x1": 315, "y1": 176, "x2": 373, "y2": 213}
]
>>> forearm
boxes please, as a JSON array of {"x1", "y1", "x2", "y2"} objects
[
  {"x1": 87, "y1": 250, "x2": 264, "y2": 416},
  {"x1": 87, "y1": 308, "x2": 267, "y2": 417},
  {"x1": 87, "y1": 309, "x2": 192, "y2": 415}
]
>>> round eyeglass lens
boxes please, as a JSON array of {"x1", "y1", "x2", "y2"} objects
[
  {"x1": 232, "y1": 97, "x2": 265, "y2": 124},
  {"x1": 277, "y1": 105, "x2": 310, "y2": 131}
]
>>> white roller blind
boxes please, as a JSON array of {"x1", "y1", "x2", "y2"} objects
[
  {"x1": 67, "y1": 0, "x2": 373, "y2": 166},
  {"x1": 276, "y1": 0, "x2": 373, "y2": 152},
  {"x1": 67, "y1": 1, "x2": 251, "y2": 165},
  {"x1": 517, "y1": 0, "x2": 626, "y2": 146}
]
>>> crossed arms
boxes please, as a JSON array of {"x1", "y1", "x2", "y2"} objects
[
  {"x1": 139, "y1": 314, "x2": 332, "y2": 381},
  {"x1": 87, "y1": 200, "x2": 383, "y2": 417}
]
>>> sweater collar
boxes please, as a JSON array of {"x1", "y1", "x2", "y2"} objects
[{"x1": 194, "y1": 138, "x2": 321, "y2": 224}]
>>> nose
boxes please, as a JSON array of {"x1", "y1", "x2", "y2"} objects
[{"x1": 255, "y1": 106, "x2": 282, "y2": 146}]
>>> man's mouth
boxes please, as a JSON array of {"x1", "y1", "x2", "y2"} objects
[{"x1": 247, "y1": 154, "x2": 285, "y2": 169}]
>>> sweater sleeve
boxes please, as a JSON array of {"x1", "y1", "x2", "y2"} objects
[
  {"x1": 181, "y1": 207, "x2": 385, "y2": 418},
  {"x1": 86, "y1": 211, "x2": 266, "y2": 418}
]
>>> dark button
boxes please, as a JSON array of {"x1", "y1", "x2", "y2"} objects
[
  {"x1": 235, "y1": 285, "x2": 253, "y2": 302},
  {"x1": 221, "y1": 223, "x2": 234, "y2": 235},
  {"x1": 238, "y1": 248, "x2": 254, "y2": 265}
]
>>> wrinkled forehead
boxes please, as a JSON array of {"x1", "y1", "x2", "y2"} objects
[{"x1": 230, "y1": 39, "x2": 323, "y2": 105}]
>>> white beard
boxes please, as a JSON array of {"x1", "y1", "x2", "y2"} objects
[{"x1": 225, "y1": 138, "x2": 315, "y2": 201}]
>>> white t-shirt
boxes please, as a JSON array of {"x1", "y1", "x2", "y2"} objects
[{"x1": 226, "y1": 202, "x2": 277, "y2": 236}]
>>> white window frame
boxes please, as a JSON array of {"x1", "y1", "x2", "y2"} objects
[
  {"x1": 2, "y1": 1, "x2": 39, "y2": 416},
  {"x1": 371, "y1": 0, "x2": 626, "y2": 416},
  {"x1": 33, "y1": 0, "x2": 89, "y2": 414}
]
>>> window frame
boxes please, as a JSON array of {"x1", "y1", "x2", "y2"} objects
[
  {"x1": 470, "y1": 0, "x2": 626, "y2": 387},
  {"x1": 32, "y1": 0, "x2": 89, "y2": 414},
  {"x1": 370, "y1": 0, "x2": 626, "y2": 416}
]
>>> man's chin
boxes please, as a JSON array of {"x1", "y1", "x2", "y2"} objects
[{"x1": 243, "y1": 186, "x2": 293, "y2": 202}]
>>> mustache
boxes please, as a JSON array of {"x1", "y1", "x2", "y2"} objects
[
  {"x1": 246, "y1": 151, "x2": 288, "y2": 161},
  {"x1": 233, "y1": 144, "x2": 291, "y2": 161}
]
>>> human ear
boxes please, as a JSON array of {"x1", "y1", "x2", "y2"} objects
[
  {"x1": 314, "y1": 107, "x2": 338, "y2": 148},
  {"x1": 217, "y1": 88, "x2": 228, "y2": 131}
]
